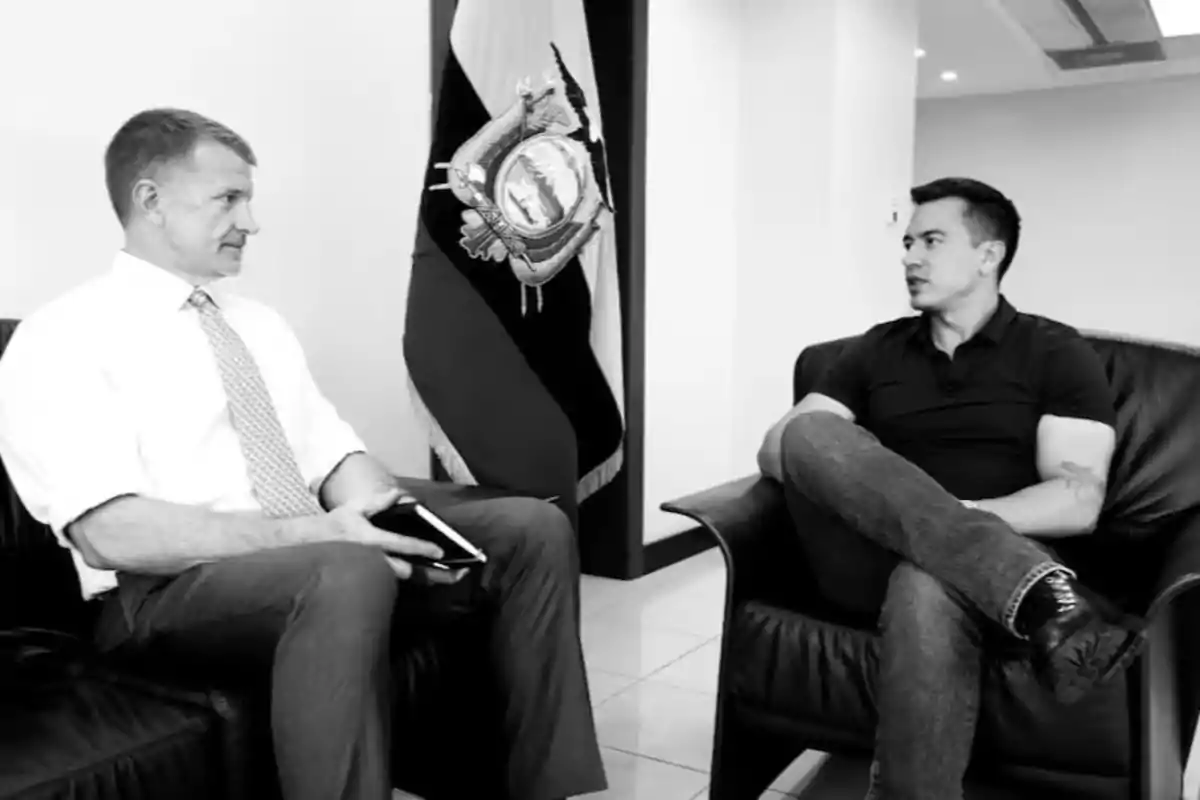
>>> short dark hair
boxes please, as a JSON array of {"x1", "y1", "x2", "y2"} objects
[
  {"x1": 104, "y1": 108, "x2": 256, "y2": 226},
  {"x1": 910, "y1": 177, "x2": 1021, "y2": 280}
]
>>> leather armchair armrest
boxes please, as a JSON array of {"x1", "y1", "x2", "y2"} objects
[
  {"x1": 1138, "y1": 510, "x2": 1200, "y2": 800},
  {"x1": 1147, "y1": 510, "x2": 1200, "y2": 619},
  {"x1": 661, "y1": 474, "x2": 806, "y2": 607}
]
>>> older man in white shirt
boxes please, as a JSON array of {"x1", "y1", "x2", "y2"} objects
[{"x1": 0, "y1": 108, "x2": 605, "y2": 800}]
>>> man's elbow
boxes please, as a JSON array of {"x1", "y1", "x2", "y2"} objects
[
  {"x1": 1072, "y1": 495, "x2": 1105, "y2": 535},
  {"x1": 67, "y1": 525, "x2": 118, "y2": 570},
  {"x1": 66, "y1": 503, "x2": 133, "y2": 571}
]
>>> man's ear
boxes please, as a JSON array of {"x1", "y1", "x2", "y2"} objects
[
  {"x1": 130, "y1": 178, "x2": 164, "y2": 225},
  {"x1": 979, "y1": 240, "x2": 1006, "y2": 278}
]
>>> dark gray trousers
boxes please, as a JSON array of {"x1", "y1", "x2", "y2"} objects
[{"x1": 93, "y1": 496, "x2": 605, "y2": 800}]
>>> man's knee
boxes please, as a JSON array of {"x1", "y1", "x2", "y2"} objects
[
  {"x1": 780, "y1": 411, "x2": 852, "y2": 473},
  {"x1": 781, "y1": 411, "x2": 829, "y2": 451},
  {"x1": 293, "y1": 542, "x2": 398, "y2": 622},
  {"x1": 489, "y1": 498, "x2": 576, "y2": 574}
]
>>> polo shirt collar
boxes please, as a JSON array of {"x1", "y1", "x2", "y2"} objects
[{"x1": 911, "y1": 295, "x2": 1017, "y2": 350}]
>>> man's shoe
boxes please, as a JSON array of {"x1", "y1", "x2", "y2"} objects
[{"x1": 1025, "y1": 572, "x2": 1144, "y2": 704}]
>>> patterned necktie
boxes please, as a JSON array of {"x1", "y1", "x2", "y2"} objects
[{"x1": 188, "y1": 288, "x2": 322, "y2": 518}]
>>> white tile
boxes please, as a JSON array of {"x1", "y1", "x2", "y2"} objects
[
  {"x1": 581, "y1": 574, "x2": 631, "y2": 617},
  {"x1": 632, "y1": 550, "x2": 726, "y2": 598},
  {"x1": 769, "y1": 750, "x2": 830, "y2": 795},
  {"x1": 585, "y1": 747, "x2": 709, "y2": 800},
  {"x1": 687, "y1": 788, "x2": 792, "y2": 800},
  {"x1": 596, "y1": 578, "x2": 727, "y2": 638},
  {"x1": 593, "y1": 681, "x2": 717, "y2": 772},
  {"x1": 582, "y1": 619, "x2": 709, "y2": 678},
  {"x1": 588, "y1": 668, "x2": 641, "y2": 707},
  {"x1": 646, "y1": 636, "x2": 722, "y2": 694}
]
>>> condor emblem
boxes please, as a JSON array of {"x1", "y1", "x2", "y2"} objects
[{"x1": 430, "y1": 45, "x2": 611, "y2": 315}]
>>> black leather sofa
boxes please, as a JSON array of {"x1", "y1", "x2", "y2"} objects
[
  {"x1": 0, "y1": 317, "x2": 516, "y2": 800},
  {"x1": 664, "y1": 331, "x2": 1200, "y2": 800}
]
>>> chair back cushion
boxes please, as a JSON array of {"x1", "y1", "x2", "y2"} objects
[{"x1": 0, "y1": 319, "x2": 87, "y2": 631}]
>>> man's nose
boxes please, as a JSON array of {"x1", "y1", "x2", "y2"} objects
[{"x1": 238, "y1": 202, "x2": 261, "y2": 236}]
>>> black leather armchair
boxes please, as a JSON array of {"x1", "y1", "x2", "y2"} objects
[
  {"x1": 0, "y1": 317, "x2": 517, "y2": 799},
  {"x1": 664, "y1": 332, "x2": 1200, "y2": 800}
]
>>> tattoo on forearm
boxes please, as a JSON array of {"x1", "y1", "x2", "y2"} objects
[{"x1": 1057, "y1": 461, "x2": 1106, "y2": 503}]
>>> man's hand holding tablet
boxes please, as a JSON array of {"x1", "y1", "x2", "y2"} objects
[
  {"x1": 321, "y1": 488, "x2": 478, "y2": 584},
  {"x1": 369, "y1": 495, "x2": 488, "y2": 574}
]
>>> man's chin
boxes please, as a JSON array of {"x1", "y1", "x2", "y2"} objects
[{"x1": 217, "y1": 248, "x2": 244, "y2": 275}]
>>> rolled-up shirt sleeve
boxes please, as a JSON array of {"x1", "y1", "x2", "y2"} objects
[
  {"x1": 297, "y1": 386, "x2": 369, "y2": 495},
  {"x1": 264, "y1": 316, "x2": 368, "y2": 495},
  {"x1": 0, "y1": 321, "x2": 150, "y2": 543}
]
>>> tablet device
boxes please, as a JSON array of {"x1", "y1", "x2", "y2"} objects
[{"x1": 369, "y1": 497, "x2": 488, "y2": 571}]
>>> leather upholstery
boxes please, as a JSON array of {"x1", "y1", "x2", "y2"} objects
[
  {"x1": 1, "y1": 668, "x2": 221, "y2": 799},
  {"x1": 668, "y1": 328, "x2": 1200, "y2": 799}
]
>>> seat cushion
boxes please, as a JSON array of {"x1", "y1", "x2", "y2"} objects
[
  {"x1": 0, "y1": 667, "x2": 221, "y2": 800},
  {"x1": 727, "y1": 600, "x2": 1131, "y2": 778}
]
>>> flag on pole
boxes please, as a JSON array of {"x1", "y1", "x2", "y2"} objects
[{"x1": 405, "y1": 0, "x2": 625, "y2": 525}]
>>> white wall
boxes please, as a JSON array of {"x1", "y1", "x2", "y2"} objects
[
  {"x1": 642, "y1": 0, "x2": 744, "y2": 543},
  {"x1": 915, "y1": 74, "x2": 1200, "y2": 346},
  {"x1": 0, "y1": 0, "x2": 432, "y2": 477},
  {"x1": 643, "y1": 0, "x2": 917, "y2": 542}
]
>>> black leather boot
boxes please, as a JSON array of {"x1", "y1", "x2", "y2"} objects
[{"x1": 1019, "y1": 572, "x2": 1144, "y2": 704}]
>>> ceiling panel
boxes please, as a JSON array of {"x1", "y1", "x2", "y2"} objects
[
  {"x1": 918, "y1": 0, "x2": 1200, "y2": 99},
  {"x1": 1079, "y1": 0, "x2": 1161, "y2": 43}
]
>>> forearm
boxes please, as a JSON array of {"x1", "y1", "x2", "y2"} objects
[
  {"x1": 69, "y1": 496, "x2": 326, "y2": 575},
  {"x1": 970, "y1": 478, "x2": 1102, "y2": 538},
  {"x1": 318, "y1": 451, "x2": 404, "y2": 509}
]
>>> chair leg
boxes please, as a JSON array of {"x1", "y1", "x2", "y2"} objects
[
  {"x1": 1140, "y1": 608, "x2": 1185, "y2": 800},
  {"x1": 710, "y1": 705, "x2": 804, "y2": 800}
]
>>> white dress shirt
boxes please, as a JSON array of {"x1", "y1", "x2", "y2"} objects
[{"x1": 0, "y1": 251, "x2": 366, "y2": 599}]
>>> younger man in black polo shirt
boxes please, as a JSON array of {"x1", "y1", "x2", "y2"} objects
[{"x1": 757, "y1": 178, "x2": 1142, "y2": 800}]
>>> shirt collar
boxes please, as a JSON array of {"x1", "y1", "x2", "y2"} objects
[
  {"x1": 910, "y1": 295, "x2": 1017, "y2": 350},
  {"x1": 975, "y1": 295, "x2": 1017, "y2": 344},
  {"x1": 110, "y1": 251, "x2": 232, "y2": 311}
]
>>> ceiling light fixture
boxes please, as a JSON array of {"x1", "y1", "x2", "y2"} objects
[
  {"x1": 940, "y1": 70, "x2": 959, "y2": 82},
  {"x1": 915, "y1": 47, "x2": 927, "y2": 58},
  {"x1": 1149, "y1": 0, "x2": 1200, "y2": 37}
]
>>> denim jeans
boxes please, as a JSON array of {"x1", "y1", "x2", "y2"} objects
[{"x1": 780, "y1": 412, "x2": 1066, "y2": 800}]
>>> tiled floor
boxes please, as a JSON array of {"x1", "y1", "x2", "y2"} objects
[
  {"x1": 579, "y1": 547, "x2": 1200, "y2": 800},
  {"x1": 579, "y1": 547, "x2": 828, "y2": 800}
]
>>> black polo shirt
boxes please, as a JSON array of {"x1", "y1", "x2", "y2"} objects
[{"x1": 813, "y1": 296, "x2": 1116, "y2": 501}]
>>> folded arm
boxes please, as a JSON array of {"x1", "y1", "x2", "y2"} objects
[{"x1": 968, "y1": 414, "x2": 1114, "y2": 538}]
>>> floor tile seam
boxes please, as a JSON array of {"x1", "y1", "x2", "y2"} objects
[{"x1": 600, "y1": 744, "x2": 712, "y2": 776}]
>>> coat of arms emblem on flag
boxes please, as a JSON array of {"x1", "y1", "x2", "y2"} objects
[
  {"x1": 405, "y1": 0, "x2": 625, "y2": 528},
  {"x1": 430, "y1": 46, "x2": 611, "y2": 316}
]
